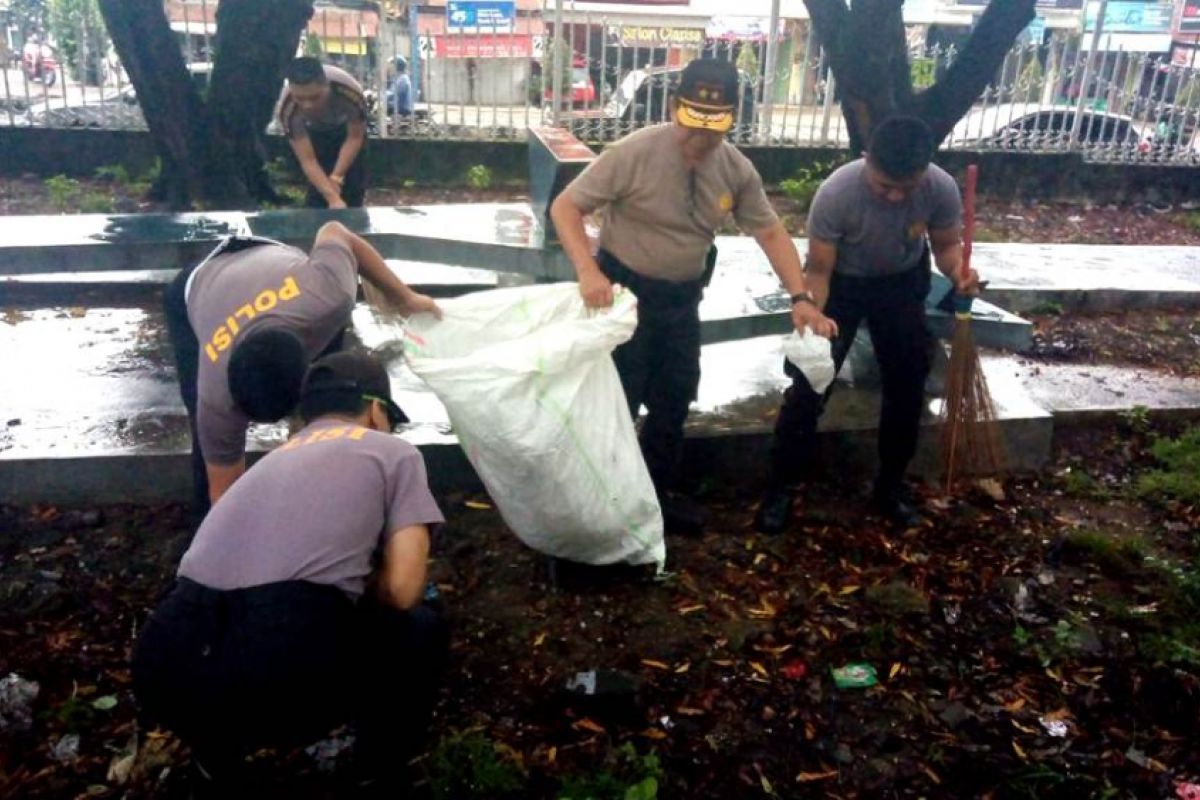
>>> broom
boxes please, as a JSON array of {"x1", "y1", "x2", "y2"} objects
[{"x1": 939, "y1": 164, "x2": 1006, "y2": 491}]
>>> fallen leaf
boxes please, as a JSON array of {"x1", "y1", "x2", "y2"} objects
[
  {"x1": 674, "y1": 662, "x2": 691, "y2": 674},
  {"x1": 839, "y1": 585, "x2": 862, "y2": 595},
  {"x1": 547, "y1": 746, "x2": 557, "y2": 763},
  {"x1": 749, "y1": 661, "x2": 769, "y2": 678},
  {"x1": 676, "y1": 707, "x2": 705, "y2": 716},
  {"x1": 573, "y1": 718, "x2": 606, "y2": 734},
  {"x1": 760, "y1": 773, "x2": 776, "y2": 795},
  {"x1": 641, "y1": 659, "x2": 670, "y2": 670},
  {"x1": 1012, "y1": 740, "x2": 1028, "y2": 760},
  {"x1": 640, "y1": 728, "x2": 667, "y2": 740},
  {"x1": 888, "y1": 662, "x2": 903, "y2": 680},
  {"x1": 464, "y1": 500, "x2": 492, "y2": 510},
  {"x1": 91, "y1": 695, "x2": 117, "y2": 711},
  {"x1": 922, "y1": 765, "x2": 942, "y2": 785},
  {"x1": 797, "y1": 769, "x2": 838, "y2": 782},
  {"x1": 533, "y1": 632, "x2": 547, "y2": 647},
  {"x1": 677, "y1": 604, "x2": 705, "y2": 615},
  {"x1": 1003, "y1": 698, "x2": 1027, "y2": 712}
]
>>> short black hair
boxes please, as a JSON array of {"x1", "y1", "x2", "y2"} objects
[
  {"x1": 867, "y1": 116, "x2": 935, "y2": 179},
  {"x1": 227, "y1": 329, "x2": 307, "y2": 423},
  {"x1": 287, "y1": 57, "x2": 327, "y2": 86},
  {"x1": 299, "y1": 384, "x2": 368, "y2": 424}
]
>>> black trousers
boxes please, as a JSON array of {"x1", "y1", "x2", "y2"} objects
[
  {"x1": 163, "y1": 240, "x2": 347, "y2": 520},
  {"x1": 766, "y1": 261, "x2": 932, "y2": 492},
  {"x1": 305, "y1": 127, "x2": 367, "y2": 208},
  {"x1": 132, "y1": 577, "x2": 448, "y2": 777},
  {"x1": 598, "y1": 249, "x2": 709, "y2": 494}
]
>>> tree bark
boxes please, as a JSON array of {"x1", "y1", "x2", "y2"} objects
[
  {"x1": 207, "y1": 0, "x2": 314, "y2": 204},
  {"x1": 914, "y1": 0, "x2": 1037, "y2": 143},
  {"x1": 803, "y1": 0, "x2": 1036, "y2": 153}
]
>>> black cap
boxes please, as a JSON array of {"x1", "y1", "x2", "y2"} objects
[
  {"x1": 676, "y1": 58, "x2": 738, "y2": 133},
  {"x1": 301, "y1": 350, "x2": 408, "y2": 428}
]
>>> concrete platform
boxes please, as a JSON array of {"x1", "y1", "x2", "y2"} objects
[{"x1": 3, "y1": 292, "x2": 1197, "y2": 504}]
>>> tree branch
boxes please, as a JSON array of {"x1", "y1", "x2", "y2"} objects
[{"x1": 915, "y1": 0, "x2": 1037, "y2": 143}]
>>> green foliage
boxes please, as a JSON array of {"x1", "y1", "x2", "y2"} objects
[
  {"x1": 1028, "y1": 299, "x2": 1064, "y2": 316},
  {"x1": 44, "y1": 174, "x2": 82, "y2": 212},
  {"x1": 45, "y1": 695, "x2": 94, "y2": 732},
  {"x1": 778, "y1": 159, "x2": 843, "y2": 212},
  {"x1": 424, "y1": 730, "x2": 526, "y2": 800},
  {"x1": 1012, "y1": 625, "x2": 1032, "y2": 648},
  {"x1": 541, "y1": 37, "x2": 574, "y2": 107},
  {"x1": 94, "y1": 164, "x2": 130, "y2": 185},
  {"x1": 1183, "y1": 212, "x2": 1200, "y2": 233},
  {"x1": 1064, "y1": 529, "x2": 1146, "y2": 576},
  {"x1": 910, "y1": 57, "x2": 936, "y2": 90},
  {"x1": 48, "y1": 0, "x2": 107, "y2": 85},
  {"x1": 466, "y1": 164, "x2": 493, "y2": 190},
  {"x1": 1060, "y1": 468, "x2": 1110, "y2": 499},
  {"x1": 1117, "y1": 404, "x2": 1151, "y2": 435},
  {"x1": 735, "y1": 44, "x2": 759, "y2": 79},
  {"x1": 558, "y1": 743, "x2": 663, "y2": 800},
  {"x1": 79, "y1": 191, "x2": 114, "y2": 214},
  {"x1": 1135, "y1": 427, "x2": 1200, "y2": 505},
  {"x1": 10, "y1": 0, "x2": 48, "y2": 37},
  {"x1": 1017, "y1": 56, "x2": 1044, "y2": 95},
  {"x1": 303, "y1": 31, "x2": 324, "y2": 58}
]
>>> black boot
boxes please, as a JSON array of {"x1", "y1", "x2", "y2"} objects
[
  {"x1": 660, "y1": 492, "x2": 708, "y2": 536},
  {"x1": 754, "y1": 489, "x2": 794, "y2": 535},
  {"x1": 870, "y1": 480, "x2": 923, "y2": 529}
]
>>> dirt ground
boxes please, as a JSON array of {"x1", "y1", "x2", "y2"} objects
[{"x1": 1, "y1": 416, "x2": 1198, "y2": 799}]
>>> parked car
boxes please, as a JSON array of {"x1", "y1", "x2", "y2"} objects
[
  {"x1": 543, "y1": 57, "x2": 597, "y2": 108},
  {"x1": 21, "y1": 41, "x2": 58, "y2": 87},
  {"x1": 949, "y1": 102, "x2": 1149, "y2": 151},
  {"x1": 564, "y1": 64, "x2": 758, "y2": 142}
]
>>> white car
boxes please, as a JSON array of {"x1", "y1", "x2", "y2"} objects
[{"x1": 948, "y1": 102, "x2": 1151, "y2": 151}]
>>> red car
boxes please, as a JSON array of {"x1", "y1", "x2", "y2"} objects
[
  {"x1": 22, "y1": 42, "x2": 58, "y2": 87},
  {"x1": 543, "y1": 57, "x2": 596, "y2": 107}
]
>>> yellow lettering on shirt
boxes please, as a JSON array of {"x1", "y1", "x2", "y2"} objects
[
  {"x1": 203, "y1": 274, "x2": 305, "y2": 362},
  {"x1": 278, "y1": 425, "x2": 371, "y2": 452}
]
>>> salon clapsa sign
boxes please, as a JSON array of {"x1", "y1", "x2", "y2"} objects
[{"x1": 615, "y1": 25, "x2": 705, "y2": 47}]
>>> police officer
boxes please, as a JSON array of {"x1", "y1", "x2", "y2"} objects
[
  {"x1": 163, "y1": 223, "x2": 440, "y2": 518},
  {"x1": 551, "y1": 58, "x2": 834, "y2": 535},
  {"x1": 755, "y1": 116, "x2": 978, "y2": 533},
  {"x1": 133, "y1": 350, "x2": 448, "y2": 793}
]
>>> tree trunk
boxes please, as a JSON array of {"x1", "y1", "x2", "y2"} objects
[
  {"x1": 803, "y1": 0, "x2": 1036, "y2": 153},
  {"x1": 207, "y1": 0, "x2": 314, "y2": 204}
]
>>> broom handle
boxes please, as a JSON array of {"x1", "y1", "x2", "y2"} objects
[{"x1": 962, "y1": 164, "x2": 977, "y2": 285}]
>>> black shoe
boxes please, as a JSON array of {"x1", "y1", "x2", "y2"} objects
[
  {"x1": 660, "y1": 492, "x2": 708, "y2": 536},
  {"x1": 754, "y1": 489, "x2": 794, "y2": 535},
  {"x1": 870, "y1": 483, "x2": 923, "y2": 528}
]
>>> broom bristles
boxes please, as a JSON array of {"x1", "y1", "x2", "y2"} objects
[{"x1": 940, "y1": 318, "x2": 1006, "y2": 489}]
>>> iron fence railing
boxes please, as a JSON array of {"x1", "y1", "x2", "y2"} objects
[{"x1": 2, "y1": 3, "x2": 1198, "y2": 165}]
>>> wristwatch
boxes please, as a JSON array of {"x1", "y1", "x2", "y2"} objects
[{"x1": 790, "y1": 290, "x2": 816, "y2": 306}]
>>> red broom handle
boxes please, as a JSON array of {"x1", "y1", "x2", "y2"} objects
[{"x1": 962, "y1": 164, "x2": 978, "y2": 285}]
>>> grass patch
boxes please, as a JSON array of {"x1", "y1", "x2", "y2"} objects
[
  {"x1": 865, "y1": 582, "x2": 929, "y2": 617},
  {"x1": 558, "y1": 743, "x2": 663, "y2": 800},
  {"x1": 1028, "y1": 299, "x2": 1065, "y2": 316},
  {"x1": 1060, "y1": 468, "x2": 1113, "y2": 499},
  {"x1": 1134, "y1": 427, "x2": 1200, "y2": 506},
  {"x1": 424, "y1": 729, "x2": 527, "y2": 799},
  {"x1": 1063, "y1": 529, "x2": 1146, "y2": 576}
]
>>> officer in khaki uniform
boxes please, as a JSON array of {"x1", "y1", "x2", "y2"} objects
[{"x1": 551, "y1": 58, "x2": 836, "y2": 535}]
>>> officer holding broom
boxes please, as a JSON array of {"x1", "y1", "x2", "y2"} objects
[{"x1": 755, "y1": 116, "x2": 980, "y2": 533}]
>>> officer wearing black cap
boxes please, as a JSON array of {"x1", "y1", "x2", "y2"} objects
[
  {"x1": 134, "y1": 350, "x2": 448, "y2": 792},
  {"x1": 163, "y1": 222, "x2": 440, "y2": 519},
  {"x1": 551, "y1": 57, "x2": 835, "y2": 535}
]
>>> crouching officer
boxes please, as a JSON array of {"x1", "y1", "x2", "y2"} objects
[
  {"x1": 133, "y1": 350, "x2": 448, "y2": 792},
  {"x1": 163, "y1": 223, "x2": 440, "y2": 519}
]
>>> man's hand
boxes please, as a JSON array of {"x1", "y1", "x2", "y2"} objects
[
  {"x1": 403, "y1": 291, "x2": 443, "y2": 319},
  {"x1": 579, "y1": 268, "x2": 614, "y2": 308},
  {"x1": 327, "y1": 195, "x2": 347, "y2": 210},
  {"x1": 792, "y1": 301, "x2": 838, "y2": 339},
  {"x1": 957, "y1": 267, "x2": 981, "y2": 296}
]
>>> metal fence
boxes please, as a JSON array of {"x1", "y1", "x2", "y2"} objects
[{"x1": 2, "y1": 5, "x2": 1199, "y2": 165}]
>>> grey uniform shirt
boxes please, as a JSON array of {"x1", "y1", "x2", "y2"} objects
[
  {"x1": 186, "y1": 241, "x2": 358, "y2": 465},
  {"x1": 566, "y1": 124, "x2": 779, "y2": 282},
  {"x1": 277, "y1": 64, "x2": 367, "y2": 139},
  {"x1": 807, "y1": 159, "x2": 962, "y2": 277},
  {"x1": 179, "y1": 418, "x2": 444, "y2": 599}
]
